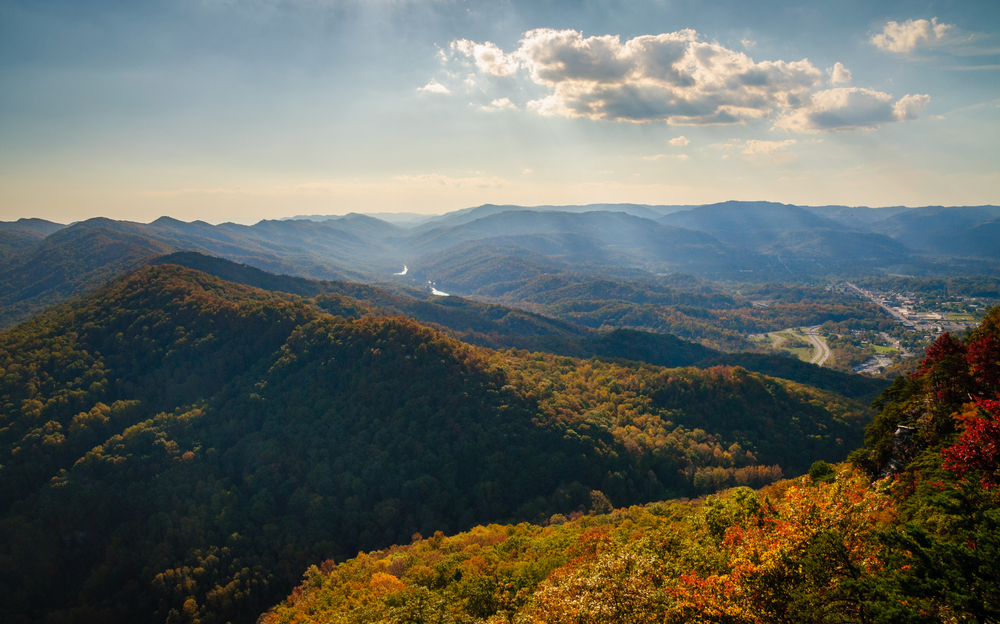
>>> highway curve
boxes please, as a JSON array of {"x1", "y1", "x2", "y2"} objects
[{"x1": 804, "y1": 326, "x2": 831, "y2": 367}]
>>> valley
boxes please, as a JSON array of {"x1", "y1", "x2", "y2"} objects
[
  {"x1": 0, "y1": 201, "x2": 996, "y2": 624},
  {"x1": 6, "y1": 1, "x2": 999, "y2": 619}
]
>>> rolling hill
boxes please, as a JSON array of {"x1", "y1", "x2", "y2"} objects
[
  {"x1": 155, "y1": 252, "x2": 889, "y2": 401},
  {"x1": 0, "y1": 263, "x2": 874, "y2": 624},
  {"x1": 870, "y1": 205, "x2": 1000, "y2": 258}
]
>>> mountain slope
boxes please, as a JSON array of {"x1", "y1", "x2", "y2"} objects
[
  {"x1": 658, "y1": 201, "x2": 850, "y2": 247},
  {"x1": 153, "y1": 252, "x2": 716, "y2": 367},
  {"x1": 0, "y1": 218, "x2": 66, "y2": 236},
  {"x1": 263, "y1": 307, "x2": 1000, "y2": 624},
  {"x1": 0, "y1": 264, "x2": 872, "y2": 624},
  {"x1": 405, "y1": 210, "x2": 776, "y2": 285},
  {"x1": 156, "y1": 252, "x2": 888, "y2": 400},
  {"x1": 871, "y1": 206, "x2": 1000, "y2": 258},
  {"x1": 408, "y1": 203, "x2": 696, "y2": 234},
  {"x1": 0, "y1": 214, "x2": 405, "y2": 329},
  {"x1": 657, "y1": 201, "x2": 918, "y2": 273},
  {"x1": 0, "y1": 222, "x2": 174, "y2": 327}
]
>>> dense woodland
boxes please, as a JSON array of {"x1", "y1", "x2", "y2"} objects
[
  {"x1": 0, "y1": 265, "x2": 872, "y2": 624},
  {"x1": 263, "y1": 307, "x2": 1000, "y2": 623},
  {"x1": 0, "y1": 203, "x2": 997, "y2": 623},
  {"x1": 153, "y1": 252, "x2": 888, "y2": 402}
]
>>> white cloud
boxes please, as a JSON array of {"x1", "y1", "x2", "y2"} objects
[
  {"x1": 741, "y1": 38, "x2": 756, "y2": 49},
  {"x1": 450, "y1": 28, "x2": 930, "y2": 132},
  {"x1": 417, "y1": 79, "x2": 449, "y2": 94},
  {"x1": 451, "y1": 39, "x2": 519, "y2": 76},
  {"x1": 479, "y1": 97, "x2": 518, "y2": 112},
  {"x1": 774, "y1": 88, "x2": 931, "y2": 132},
  {"x1": 644, "y1": 153, "x2": 690, "y2": 161},
  {"x1": 742, "y1": 139, "x2": 797, "y2": 154},
  {"x1": 523, "y1": 168, "x2": 533, "y2": 174},
  {"x1": 669, "y1": 136, "x2": 690, "y2": 146},
  {"x1": 709, "y1": 141, "x2": 741, "y2": 150},
  {"x1": 454, "y1": 28, "x2": 824, "y2": 126},
  {"x1": 828, "y1": 62, "x2": 852, "y2": 85},
  {"x1": 872, "y1": 18, "x2": 954, "y2": 53},
  {"x1": 893, "y1": 93, "x2": 931, "y2": 120}
]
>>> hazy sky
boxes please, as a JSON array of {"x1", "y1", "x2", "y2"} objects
[{"x1": 2, "y1": 0, "x2": 999, "y2": 224}]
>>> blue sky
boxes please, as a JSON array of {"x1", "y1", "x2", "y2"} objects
[{"x1": 1, "y1": 0, "x2": 998, "y2": 223}]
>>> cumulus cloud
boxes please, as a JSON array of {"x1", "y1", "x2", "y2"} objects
[
  {"x1": 449, "y1": 28, "x2": 926, "y2": 132},
  {"x1": 479, "y1": 97, "x2": 518, "y2": 112},
  {"x1": 451, "y1": 39, "x2": 519, "y2": 76},
  {"x1": 872, "y1": 18, "x2": 954, "y2": 53},
  {"x1": 452, "y1": 28, "x2": 825, "y2": 125},
  {"x1": 669, "y1": 136, "x2": 690, "y2": 146},
  {"x1": 894, "y1": 93, "x2": 931, "y2": 120},
  {"x1": 774, "y1": 87, "x2": 930, "y2": 132},
  {"x1": 742, "y1": 139, "x2": 797, "y2": 154},
  {"x1": 828, "y1": 62, "x2": 852, "y2": 85},
  {"x1": 644, "y1": 153, "x2": 690, "y2": 161},
  {"x1": 417, "y1": 79, "x2": 449, "y2": 94}
]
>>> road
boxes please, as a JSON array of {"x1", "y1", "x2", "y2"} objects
[
  {"x1": 844, "y1": 282, "x2": 913, "y2": 327},
  {"x1": 803, "y1": 326, "x2": 831, "y2": 367}
]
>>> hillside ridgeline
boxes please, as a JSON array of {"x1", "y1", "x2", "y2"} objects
[
  {"x1": 266, "y1": 307, "x2": 1000, "y2": 624},
  {"x1": 155, "y1": 252, "x2": 889, "y2": 401},
  {"x1": 0, "y1": 264, "x2": 871, "y2": 624}
]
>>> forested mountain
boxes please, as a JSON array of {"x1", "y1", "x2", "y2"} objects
[
  {"x1": 0, "y1": 221, "x2": 174, "y2": 328},
  {"x1": 657, "y1": 201, "x2": 917, "y2": 271},
  {"x1": 0, "y1": 219, "x2": 66, "y2": 258},
  {"x1": 156, "y1": 252, "x2": 889, "y2": 401},
  {"x1": 1, "y1": 202, "x2": 998, "y2": 330},
  {"x1": 656, "y1": 201, "x2": 1000, "y2": 264},
  {"x1": 0, "y1": 264, "x2": 872, "y2": 624},
  {"x1": 658, "y1": 201, "x2": 851, "y2": 247},
  {"x1": 870, "y1": 205, "x2": 1000, "y2": 258},
  {"x1": 0, "y1": 218, "x2": 66, "y2": 236},
  {"x1": 403, "y1": 210, "x2": 760, "y2": 270},
  {"x1": 802, "y1": 204, "x2": 912, "y2": 227},
  {"x1": 406, "y1": 203, "x2": 692, "y2": 234},
  {"x1": 151, "y1": 252, "x2": 714, "y2": 368},
  {"x1": 0, "y1": 215, "x2": 402, "y2": 327},
  {"x1": 263, "y1": 306, "x2": 1000, "y2": 624}
]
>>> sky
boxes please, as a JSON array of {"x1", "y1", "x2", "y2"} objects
[{"x1": 1, "y1": 0, "x2": 999, "y2": 224}]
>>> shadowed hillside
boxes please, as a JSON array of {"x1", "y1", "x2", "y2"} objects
[
  {"x1": 155, "y1": 252, "x2": 888, "y2": 400},
  {"x1": 0, "y1": 264, "x2": 873, "y2": 624}
]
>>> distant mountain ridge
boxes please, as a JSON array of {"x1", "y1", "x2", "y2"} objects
[{"x1": 1, "y1": 200, "x2": 997, "y2": 328}]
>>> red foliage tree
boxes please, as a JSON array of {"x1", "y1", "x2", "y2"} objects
[
  {"x1": 941, "y1": 396, "x2": 1000, "y2": 489},
  {"x1": 966, "y1": 334, "x2": 1000, "y2": 398},
  {"x1": 914, "y1": 332, "x2": 971, "y2": 404}
]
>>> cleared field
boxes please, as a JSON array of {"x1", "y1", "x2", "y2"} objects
[
  {"x1": 787, "y1": 346, "x2": 814, "y2": 361},
  {"x1": 767, "y1": 328, "x2": 828, "y2": 365}
]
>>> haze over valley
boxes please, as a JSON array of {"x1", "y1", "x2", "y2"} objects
[{"x1": 2, "y1": 1, "x2": 999, "y2": 622}]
